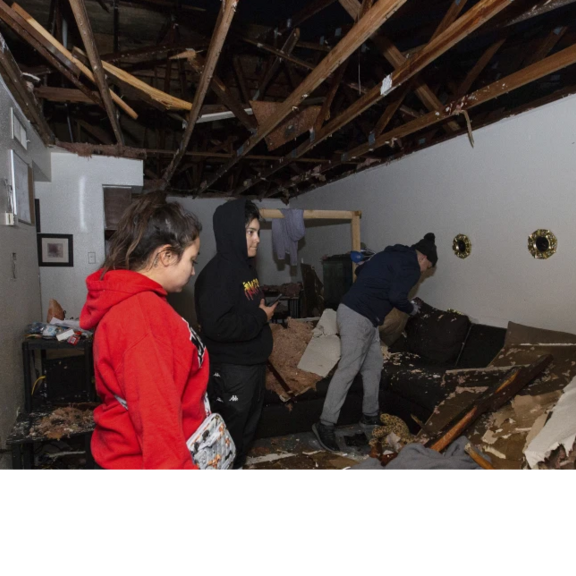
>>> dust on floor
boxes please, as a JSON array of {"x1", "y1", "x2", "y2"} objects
[{"x1": 245, "y1": 424, "x2": 373, "y2": 470}]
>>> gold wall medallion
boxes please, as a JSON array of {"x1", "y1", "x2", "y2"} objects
[
  {"x1": 452, "y1": 234, "x2": 472, "y2": 258},
  {"x1": 528, "y1": 229, "x2": 558, "y2": 259}
]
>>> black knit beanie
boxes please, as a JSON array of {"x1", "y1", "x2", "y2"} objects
[{"x1": 411, "y1": 233, "x2": 438, "y2": 266}]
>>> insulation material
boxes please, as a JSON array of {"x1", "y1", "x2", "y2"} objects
[
  {"x1": 266, "y1": 319, "x2": 322, "y2": 401},
  {"x1": 525, "y1": 377, "x2": 576, "y2": 469},
  {"x1": 28, "y1": 406, "x2": 94, "y2": 441},
  {"x1": 250, "y1": 100, "x2": 321, "y2": 151},
  {"x1": 379, "y1": 307, "x2": 409, "y2": 346}
]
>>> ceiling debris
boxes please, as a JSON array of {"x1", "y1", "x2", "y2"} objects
[{"x1": 1, "y1": 0, "x2": 575, "y2": 197}]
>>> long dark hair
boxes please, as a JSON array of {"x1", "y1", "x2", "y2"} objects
[{"x1": 102, "y1": 191, "x2": 202, "y2": 274}]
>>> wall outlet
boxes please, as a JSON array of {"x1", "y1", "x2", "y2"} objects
[{"x1": 88, "y1": 252, "x2": 96, "y2": 264}]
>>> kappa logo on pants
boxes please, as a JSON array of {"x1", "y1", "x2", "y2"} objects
[{"x1": 229, "y1": 395, "x2": 239, "y2": 402}]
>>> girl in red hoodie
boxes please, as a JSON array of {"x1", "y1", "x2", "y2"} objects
[{"x1": 81, "y1": 192, "x2": 207, "y2": 469}]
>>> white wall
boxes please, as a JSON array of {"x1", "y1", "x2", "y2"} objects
[
  {"x1": 35, "y1": 152, "x2": 143, "y2": 318},
  {"x1": 0, "y1": 76, "x2": 50, "y2": 467},
  {"x1": 292, "y1": 93, "x2": 576, "y2": 333},
  {"x1": 167, "y1": 197, "x2": 294, "y2": 325}
]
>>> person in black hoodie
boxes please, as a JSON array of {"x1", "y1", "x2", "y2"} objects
[
  {"x1": 195, "y1": 199, "x2": 277, "y2": 468},
  {"x1": 312, "y1": 233, "x2": 438, "y2": 453}
]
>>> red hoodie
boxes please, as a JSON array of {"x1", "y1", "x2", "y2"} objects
[{"x1": 81, "y1": 269, "x2": 208, "y2": 469}]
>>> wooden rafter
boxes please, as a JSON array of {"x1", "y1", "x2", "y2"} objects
[
  {"x1": 68, "y1": 0, "x2": 124, "y2": 144},
  {"x1": 340, "y1": 0, "x2": 466, "y2": 133},
  {"x1": 309, "y1": 38, "x2": 576, "y2": 185},
  {"x1": 253, "y1": 28, "x2": 300, "y2": 101},
  {"x1": 162, "y1": 0, "x2": 239, "y2": 184},
  {"x1": 174, "y1": 51, "x2": 256, "y2": 132},
  {"x1": 522, "y1": 25, "x2": 568, "y2": 68},
  {"x1": 243, "y1": 0, "x2": 514, "y2": 198},
  {"x1": 238, "y1": 33, "x2": 366, "y2": 94},
  {"x1": 198, "y1": 0, "x2": 409, "y2": 194},
  {"x1": 9, "y1": 3, "x2": 138, "y2": 119},
  {"x1": 455, "y1": 37, "x2": 507, "y2": 97}
]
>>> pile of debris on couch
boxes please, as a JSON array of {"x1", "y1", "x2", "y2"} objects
[
  {"x1": 259, "y1": 299, "x2": 576, "y2": 470},
  {"x1": 373, "y1": 303, "x2": 576, "y2": 469}
]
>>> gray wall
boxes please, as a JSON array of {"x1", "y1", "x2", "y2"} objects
[
  {"x1": 35, "y1": 152, "x2": 143, "y2": 318},
  {"x1": 292, "y1": 93, "x2": 576, "y2": 332},
  {"x1": 167, "y1": 197, "x2": 295, "y2": 326},
  {"x1": 0, "y1": 76, "x2": 50, "y2": 468}
]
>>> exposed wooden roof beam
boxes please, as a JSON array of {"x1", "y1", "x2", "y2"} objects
[
  {"x1": 300, "y1": 38, "x2": 576, "y2": 189},
  {"x1": 162, "y1": 0, "x2": 239, "y2": 184},
  {"x1": 523, "y1": 25, "x2": 568, "y2": 67},
  {"x1": 174, "y1": 51, "x2": 257, "y2": 131},
  {"x1": 0, "y1": 31, "x2": 54, "y2": 145},
  {"x1": 0, "y1": 1, "x2": 107, "y2": 111},
  {"x1": 238, "y1": 34, "x2": 366, "y2": 94},
  {"x1": 500, "y1": 0, "x2": 576, "y2": 27},
  {"x1": 68, "y1": 0, "x2": 124, "y2": 144},
  {"x1": 9, "y1": 3, "x2": 138, "y2": 119},
  {"x1": 53, "y1": 141, "x2": 361, "y2": 165},
  {"x1": 340, "y1": 0, "x2": 466, "y2": 133},
  {"x1": 455, "y1": 37, "x2": 507, "y2": 97},
  {"x1": 253, "y1": 28, "x2": 300, "y2": 101},
  {"x1": 198, "y1": 0, "x2": 408, "y2": 194},
  {"x1": 245, "y1": 0, "x2": 514, "y2": 198},
  {"x1": 232, "y1": 56, "x2": 251, "y2": 103}
]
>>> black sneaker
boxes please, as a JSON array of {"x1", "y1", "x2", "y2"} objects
[
  {"x1": 359, "y1": 414, "x2": 380, "y2": 437},
  {"x1": 359, "y1": 414, "x2": 380, "y2": 427},
  {"x1": 312, "y1": 422, "x2": 339, "y2": 452}
]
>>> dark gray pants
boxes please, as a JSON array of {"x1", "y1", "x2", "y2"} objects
[
  {"x1": 208, "y1": 362, "x2": 266, "y2": 469},
  {"x1": 320, "y1": 304, "x2": 383, "y2": 426}
]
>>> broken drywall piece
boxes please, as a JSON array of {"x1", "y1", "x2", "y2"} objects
[
  {"x1": 525, "y1": 377, "x2": 576, "y2": 469},
  {"x1": 312, "y1": 308, "x2": 338, "y2": 337},
  {"x1": 297, "y1": 334, "x2": 341, "y2": 378}
]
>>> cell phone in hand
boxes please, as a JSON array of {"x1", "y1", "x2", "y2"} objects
[{"x1": 268, "y1": 294, "x2": 283, "y2": 306}]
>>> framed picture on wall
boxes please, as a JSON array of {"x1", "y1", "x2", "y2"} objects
[
  {"x1": 37, "y1": 234, "x2": 74, "y2": 267},
  {"x1": 10, "y1": 149, "x2": 35, "y2": 225}
]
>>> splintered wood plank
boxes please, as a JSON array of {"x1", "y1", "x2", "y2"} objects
[
  {"x1": 198, "y1": 0, "x2": 408, "y2": 194},
  {"x1": 10, "y1": 2, "x2": 138, "y2": 119},
  {"x1": 162, "y1": 0, "x2": 239, "y2": 184},
  {"x1": 68, "y1": 0, "x2": 124, "y2": 144}
]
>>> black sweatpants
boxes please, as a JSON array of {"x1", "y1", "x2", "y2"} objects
[{"x1": 208, "y1": 362, "x2": 266, "y2": 469}]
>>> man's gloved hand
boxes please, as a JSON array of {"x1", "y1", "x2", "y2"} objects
[{"x1": 410, "y1": 299, "x2": 421, "y2": 316}]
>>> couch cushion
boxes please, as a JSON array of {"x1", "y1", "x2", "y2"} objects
[
  {"x1": 457, "y1": 324, "x2": 506, "y2": 368},
  {"x1": 405, "y1": 301, "x2": 471, "y2": 365}
]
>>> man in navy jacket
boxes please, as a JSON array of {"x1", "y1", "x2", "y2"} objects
[{"x1": 313, "y1": 233, "x2": 438, "y2": 452}]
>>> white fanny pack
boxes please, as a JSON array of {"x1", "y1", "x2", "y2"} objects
[{"x1": 114, "y1": 393, "x2": 235, "y2": 470}]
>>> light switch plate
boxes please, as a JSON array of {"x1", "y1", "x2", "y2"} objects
[{"x1": 2, "y1": 213, "x2": 15, "y2": 226}]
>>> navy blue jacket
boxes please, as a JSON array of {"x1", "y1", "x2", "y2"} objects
[{"x1": 341, "y1": 244, "x2": 420, "y2": 327}]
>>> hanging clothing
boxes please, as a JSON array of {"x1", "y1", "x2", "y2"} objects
[{"x1": 271, "y1": 208, "x2": 305, "y2": 265}]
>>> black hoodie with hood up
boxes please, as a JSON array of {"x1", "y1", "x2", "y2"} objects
[{"x1": 194, "y1": 199, "x2": 272, "y2": 365}]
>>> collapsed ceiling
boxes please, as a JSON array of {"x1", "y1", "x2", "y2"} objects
[{"x1": 1, "y1": 0, "x2": 575, "y2": 200}]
